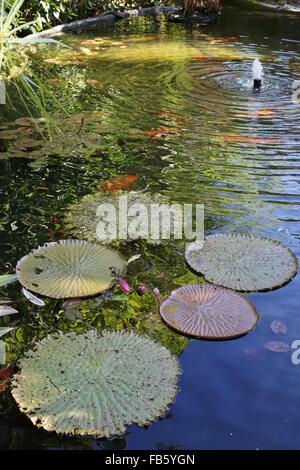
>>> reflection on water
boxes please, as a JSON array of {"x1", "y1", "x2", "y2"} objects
[{"x1": 0, "y1": 5, "x2": 300, "y2": 450}]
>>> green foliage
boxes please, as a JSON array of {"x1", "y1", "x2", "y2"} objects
[{"x1": 17, "y1": 0, "x2": 165, "y2": 33}]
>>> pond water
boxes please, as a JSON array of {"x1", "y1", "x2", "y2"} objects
[{"x1": 1, "y1": 4, "x2": 300, "y2": 450}]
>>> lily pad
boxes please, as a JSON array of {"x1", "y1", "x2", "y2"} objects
[
  {"x1": 160, "y1": 283, "x2": 259, "y2": 340},
  {"x1": 185, "y1": 234, "x2": 298, "y2": 292},
  {"x1": 16, "y1": 240, "x2": 126, "y2": 299},
  {"x1": 12, "y1": 329, "x2": 180, "y2": 437}
]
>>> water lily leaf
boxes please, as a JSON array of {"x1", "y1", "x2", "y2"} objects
[
  {"x1": 270, "y1": 320, "x2": 288, "y2": 335},
  {"x1": 160, "y1": 284, "x2": 259, "y2": 339},
  {"x1": 22, "y1": 288, "x2": 45, "y2": 307},
  {"x1": 264, "y1": 341, "x2": 289, "y2": 353},
  {"x1": 0, "y1": 130, "x2": 18, "y2": 139},
  {"x1": 0, "y1": 327, "x2": 13, "y2": 338},
  {"x1": 14, "y1": 138, "x2": 44, "y2": 149},
  {"x1": 0, "y1": 305, "x2": 18, "y2": 316},
  {"x1": 12, "y1": 329, "x2": 180, "y2": 437},
  {"x1": 0, "y1": 274, "x2": 18, "y2": 287},
  {"x1": 185, "y1": 234, "x2": 298, "y2": 292},
  {"x1": 16, "y1": 240, "x2": 126, "y2": 299}
]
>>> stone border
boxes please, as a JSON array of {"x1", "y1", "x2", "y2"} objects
[{"x1": 25, "y1": 6, "x2": 181, "y2": 39}]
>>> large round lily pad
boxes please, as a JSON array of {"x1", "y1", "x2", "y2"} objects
[
  {"x1": 160, "y1": 283, "x2": 259, "y2": 339},
  {"x1": 16, "y1": 240, "x2": 126, "y2": 299},
  {"x1": 185, "y1": 234, "x2": 298, "y2": 292},
  {"x1": 12, "y1": 329, "x2": 180, "y2": 437}
]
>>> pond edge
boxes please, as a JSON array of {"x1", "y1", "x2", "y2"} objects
[{"x1": 24, "y1": 6, "x2": 182, "y2": 39}]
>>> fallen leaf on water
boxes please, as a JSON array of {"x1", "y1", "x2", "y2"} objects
[
  {"x1": 264, "y1": 341, "x2": 289, "y2": 353},
  {"x1": 22, "y1": 288, "x2": 45, "y2": 307},
  {"x1": 100, "y1": 175, "x2": 138, "y2": 192},
  {"x1": 0, "y1": 365, "x2": 13, "y2": 381},
  {"x1": 270, "y1": 320, "x2": 288, "y2": 335},
  {"x1": 0, "y1": 305, "x2": 18, "y2": 317}
]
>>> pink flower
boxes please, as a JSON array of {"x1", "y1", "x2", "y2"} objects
[{"x1": 118, "y1": 277, "x2": 131, "y2": 293}]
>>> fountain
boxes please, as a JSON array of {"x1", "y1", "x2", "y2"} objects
[{"x1": 252, "y1": 58, "x2": 263, "y2": 91}]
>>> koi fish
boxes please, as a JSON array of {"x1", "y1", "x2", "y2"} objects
[
  {"x1": 145, "y1": 127, "x2": 181, "y2": 139},
  {"x1": 100, "y1": 175, "x2": 138, "y2": 192}
]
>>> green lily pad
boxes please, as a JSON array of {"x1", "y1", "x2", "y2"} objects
[
  {"x1": 185, "y1": 234, "x2": 298, "y2": 291},
  {"x1": 12, "y1": 329, "x2": 180, "y2": 437}
]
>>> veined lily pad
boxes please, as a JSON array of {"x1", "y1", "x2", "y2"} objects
[
  {"x1": 16, "y1": 240, "x2": 126, "y2": 299},
  {"x1": 12, "y1": 329, "x2": 180, "y2": 437},
  {"x1": 160, "y1": 283, "x2": 259, "y2": 340},
  {"x1": 185, "y1": 234, "x2": 298, "y2": 292}
]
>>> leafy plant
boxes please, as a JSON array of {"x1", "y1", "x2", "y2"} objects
[
  {"x1": 183, "y1": 0, "x2": 221, "y2": 16},
  {"x1": 0, "y1": 0, "x2": 66, "y2": 137}
]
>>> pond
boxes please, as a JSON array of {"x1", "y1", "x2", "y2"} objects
[{"x1": 0, "y1": 4, "x2": 300, "y2": 450}]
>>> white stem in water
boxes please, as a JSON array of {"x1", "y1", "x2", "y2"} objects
[{"x1": 252, "y1": 58, "x2": 263, "y2": 81}]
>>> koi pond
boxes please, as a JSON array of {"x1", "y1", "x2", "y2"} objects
[{"x1": 0, "y1": 4, "x2": 300, "y2": 450}]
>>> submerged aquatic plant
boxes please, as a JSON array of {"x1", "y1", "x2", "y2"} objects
[
  {"x1": 16, "y1": 240, "x2": 126, "y2": 299},
  {"x1": 12, "y1": 329, "x2": 180, "y2": 437},
  {"x1": 65, "y1": 191, "x2": 170, "y2": 247},
  {"x1": 160, "y1": 283, "x2": 259, "y2": 340},
  {"x1": 185, "y1": 234, "x2": 298, "y2": 292}
]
